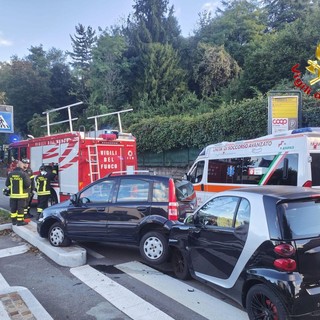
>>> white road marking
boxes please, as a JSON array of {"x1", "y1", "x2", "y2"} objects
[
  {"x1": 0, "y1": 244, "x2": 29, "y2": 258},
  {"x1": 117, "y1": 261, "x2": 248, "y2": 320},
  {"x1": 0, "y1": 274, "x2": 9, "y2": 288},
  {"x1": 70, "y1": 264, "x2": 174, "y2": 320}
]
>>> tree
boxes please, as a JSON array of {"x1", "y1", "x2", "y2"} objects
[
  {"x1": 0, "y1": 58, "x2": 51, "y2": 134},
  {"x1": 90, "y1": 28, "x2": 129, "y2": 110},
  {"x1": 133, "y1": 43, "x2": 187, "y2": 107},
  {"x1": 123, "y1": 0, "x2": 183, "y2": 104},
  {"x1": 262, "y1": 0, "x2": 318, "y2": 31},
  {"x1": 125, "y1": 0, "x2": 181, "y2": 47},
  {"x1": 68, "y1": 24, "x2": 97, "y2": 107},
  {"x1": 193, "y1": 0, "x2": 265, "y2": 67},
  {"x1": 193, "y1": 43, "x2": 240, "y2": 97}
]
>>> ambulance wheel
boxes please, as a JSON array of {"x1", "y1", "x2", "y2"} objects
[
  {"x1": 48, "y1": 222, "x2": 71, "y2": 247},
  {"x1": 139, "y1": 231, "x2": 169, "y2": 265}
]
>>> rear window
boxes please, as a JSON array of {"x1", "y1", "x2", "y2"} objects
[
  {"x1": 174, "y1": 179, "x2": 195, "y2": 201},
  {"x1": 279, "y1": 199, "x2": 320, "y2": 239}
]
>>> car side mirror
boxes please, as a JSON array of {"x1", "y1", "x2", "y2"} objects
[
  {"x1": 70, "y1": 194, "x2": 77, "y2": 204},
  {"x1": 184, "y1": 214, "x2": 195, "y2": 224}
]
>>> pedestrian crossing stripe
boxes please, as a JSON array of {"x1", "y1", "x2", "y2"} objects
[
  {"x1": 0, "y1": 115, "x2": 10, "y2": 129},
  {"x1": 70, "y1": 264, "x2": 174, "y2": 320},
  {"x1": 117, "y1": 261, "x2": 248, "y2": 320},
  {"x1": 71, "y1": 262, "x2": 248, "y2": 320}
]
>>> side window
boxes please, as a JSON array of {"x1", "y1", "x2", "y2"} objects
[
  {"x1": 311, "y1": 153, "x2": 320, "y2": 186},
  {"x1": 152, "y1": 181, "x2": 168, "y2": 202},
  {"x1": 80, "y1": 180, "x2": 114, "y2": 203},
  {"x1": 117, "y1": 178, "x2": 149, "y2": 202},
  {"x1": 235, "y1": 198, "x2": 250, "y2": 227},
  {"x1": 20, "y1": 147, "x2": 27, "y2": 160},
  {"x1": 266, "y1": 154, "x2": 298, "y2": 186},
  {"x1": 207, "y1": 156, "x2": 277, "y2": 185},
  {"x1": 197, "y1": 196, "x2": 240, "y2": 227},
  {"x1": 188, "y1": 161, "x2": 205, "y2": 183}
]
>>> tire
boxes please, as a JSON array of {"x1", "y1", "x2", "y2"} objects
[
  {"x1": 139, "y1": 231, "x2": 169, "y2": 265},
  {"x1": 48, "y1": 222, "x2": 71, "y2": 247},
  {"x1": 172, "y1": 248, "x2": 191, "y2": 280},
  {"x1": 246, "y1": 284, "x2": 290, "y2": 320}
]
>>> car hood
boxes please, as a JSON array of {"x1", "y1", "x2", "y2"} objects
[{"x1": 43, "y1": 200, "x2": 71, "y2": 216}]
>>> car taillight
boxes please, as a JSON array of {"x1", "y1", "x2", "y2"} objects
[
  {"x1": 303, "y1": 180, "x2": 312, "y2": 187},
  {"x1": 273, "y1": 244, "x2": 296, "y2": 272},
  {"x1": 274, "y1": 243, "x2": 296, "y2": 257},
  {"x1": 273, "y1": 258, "x2": 296, "y2": 272},
  {"x1": 168, "y1": 178, "x2": 178, "y2": 221}
]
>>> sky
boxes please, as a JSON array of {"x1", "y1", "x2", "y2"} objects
[{"x1": 0, "y1": 0, "x2": 222, "y2": 62}]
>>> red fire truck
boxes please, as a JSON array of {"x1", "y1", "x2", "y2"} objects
[{"x1": 6, "y1": 104, "x2": 137, "y2": 203}]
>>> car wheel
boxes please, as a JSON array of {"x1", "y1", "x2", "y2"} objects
[
  {"x1": 172, "y1": 248, "x2": 191, "y2": 280},
  {"x1": 48, "y1": 222, "x2": 71, "y2": 247},
  {"x1": 246, "y1": 284, "x2": 289, "y2": 320},
  {"x1": 139, "y1": 231, "x2": 169, "y2": 265}
]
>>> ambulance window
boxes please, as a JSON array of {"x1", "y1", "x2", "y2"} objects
[
  {"x1": 266, "y1": 154, "x2": 298, "y2": 186},
  {"x1": 188, "y1": 161, "x2": 205, "y2": 183},
  {"x1": 311, "y1": 153, "x2": 320, "y2": 186}
]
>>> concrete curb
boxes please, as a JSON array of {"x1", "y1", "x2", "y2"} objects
[
  {"x1": 0, "y1": 286, "x2": 53, "y2": 320},
  {"x1": 12, "y1": 221, "x2": 86, "y2": 267},
  {"x1": 0, "y1": 223, "x2": 11, "y2": 231}
]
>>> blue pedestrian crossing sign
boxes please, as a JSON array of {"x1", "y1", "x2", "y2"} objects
[{"x1": 0, "y1": 105, "x2": 14, "y2": 133}]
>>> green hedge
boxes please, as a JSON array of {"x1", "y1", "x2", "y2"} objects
[
  {"x1": 129, "y1": 96, "x2": 269, "y2": 153},
  {"x1": 129, "y1": 94, "x2": 320, "y2": 153}
]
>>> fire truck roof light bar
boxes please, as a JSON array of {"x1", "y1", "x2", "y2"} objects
[
  {"x1": 42, "y1": 101, "x2": 83, "y2": 136},
  {"x1": 87, "y1": 108, "x2": 133, "y2": 133}
]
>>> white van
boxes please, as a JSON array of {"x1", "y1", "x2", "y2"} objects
[{"x1": 187, "y1": 127, "x2": 320, "y2": 206}]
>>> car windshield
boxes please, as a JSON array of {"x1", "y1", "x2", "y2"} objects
[{"x1": 280, "y1": 199, "x2": 320, "y2": 239}]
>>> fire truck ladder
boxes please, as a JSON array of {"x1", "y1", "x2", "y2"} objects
[{"x1": 87, "y1": 145, "x2": 100, "y2": 182}]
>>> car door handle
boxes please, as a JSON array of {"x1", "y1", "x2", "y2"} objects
[
  {"x1": 97, "y1": 207, "x2": 105, "y2": 212},
  {"x1": 137, "y1": 206, "x2": 147, "y2": 212}
]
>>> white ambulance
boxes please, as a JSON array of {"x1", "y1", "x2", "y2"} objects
[{"x1": 187, "y1": 127, "x2": 320, "y2": 206}]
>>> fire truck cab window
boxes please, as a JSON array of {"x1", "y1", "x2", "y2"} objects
[
  {"x1": 20, "y1": 147, "x2": 27, "y2": 160},
  {"x1": 9, "y1": 148, "x2": 19, "y2": 162}
]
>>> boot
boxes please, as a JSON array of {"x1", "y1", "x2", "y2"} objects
[
  {"x1": 17, "y1": 221, "x2": 28, "y2": 226},
  {"x1": 11, "y1": 218, "x2": 17, "y2": 225}
]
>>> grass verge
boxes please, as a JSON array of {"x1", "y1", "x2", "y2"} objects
[{"x1": 0, "y1": 208, "x2": 10, "y2": 224}]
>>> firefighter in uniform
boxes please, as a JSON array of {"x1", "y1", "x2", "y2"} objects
[
  {"x1": 36, "y1": 166, "x2": 56, "y2": 220},
  {"x1": 5, "y1": 161, "x2": 31, "y2": 226},
  {"x1": 22, "y1": 158, "x2": 35, "y2": 218}
]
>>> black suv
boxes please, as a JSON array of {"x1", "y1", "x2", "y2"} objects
[
  {"x1": 37, "y1": 173, "x2": 196, "y2": 264},
  {"x1": 169, "y1": 186, "x2": 320, "y2": 320}
]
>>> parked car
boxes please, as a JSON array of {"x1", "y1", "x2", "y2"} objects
[
  {"x1": 169, "y1": 186, "x2": 320, "y2": 320},
  {"x1": 37, "y1": 173, "x2": 196, "y2": 264}
]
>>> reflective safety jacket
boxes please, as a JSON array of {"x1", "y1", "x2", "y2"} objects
[
  {"x1": 25, "y1": 168, "x2": 35, "y2": 192},
  {"x1": 5, "y1": 167, "x2": 31, "y2": 199},
  {"x1": 36, "y1": 172, "x2": 56, "y2": 196}
]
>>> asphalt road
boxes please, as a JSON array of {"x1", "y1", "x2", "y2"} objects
[{"x1": 0, "y1": 177, "x2": 248, "y2": 320}]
